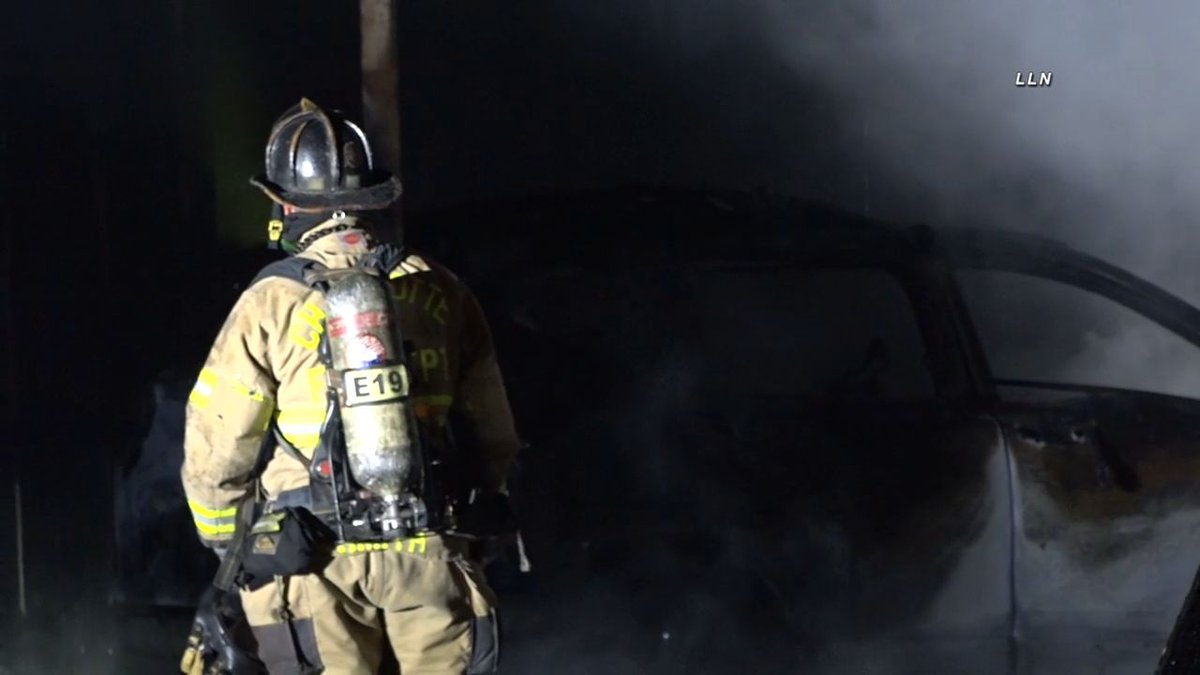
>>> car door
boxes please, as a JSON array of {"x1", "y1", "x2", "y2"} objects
[
  {"x1": 488, "y1": 258, "x2": 1015, "y2": 674},
  {"x1": 952, "y1": 247, "x2": 1200, "y2": 675}
]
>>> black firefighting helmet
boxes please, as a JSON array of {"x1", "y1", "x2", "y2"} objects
[{"x1": 250, "y1": 98, "x2": 402, "y2": 212}]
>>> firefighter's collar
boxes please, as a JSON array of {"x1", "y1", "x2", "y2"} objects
[{"x1": 298, "y1": 217, "x2": 373, "y2": 253}]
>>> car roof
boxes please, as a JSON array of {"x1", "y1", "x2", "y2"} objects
[
  {"x1": 416, "y1": 185, "x2": 924, "y2": 271},
  {"x1": 416, "y1": 185, "x2": 1200, "y2": 347}
]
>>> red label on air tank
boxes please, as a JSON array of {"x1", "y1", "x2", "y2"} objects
[{"x1": 328, "y1": 311, "x2": 388, "y2": 338}]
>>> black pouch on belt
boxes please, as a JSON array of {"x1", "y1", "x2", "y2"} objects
[{"x1": 237, "y1": 508, "x2": 335, "y2": 591}]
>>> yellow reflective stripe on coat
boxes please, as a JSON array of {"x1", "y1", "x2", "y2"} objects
[
  {"x1": 194, "y1": 521, "x2": 237, "y2": 537},
  {"x1": 276, "y1": 408, "x2": 326, "y2": 450},
  {"x1": 188, "y1": 500, "x2": 237, "y2": 537},
  {"x1": 306, "y1": 365, "x2": 328, "y2": 404},
  {"x1": 188, "y1": 368, "x2": 218, "y2": 408},
  {"x1": 189, "y1": 368, "x2": 272, "y2": 417},
  {"x1": 188, "y1": 500, "x2": 237, "y2": 519}
]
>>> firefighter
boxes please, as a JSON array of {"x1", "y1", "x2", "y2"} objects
[{"x1": 180, "y1": 99, "x2": 520, "y2": 674}]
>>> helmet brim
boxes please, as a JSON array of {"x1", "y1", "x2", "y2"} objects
[{"x1": 250, "y1": 174, "x2": 402, "y2": 212}]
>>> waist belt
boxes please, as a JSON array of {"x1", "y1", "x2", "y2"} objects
[
  {"x1": 268, "y1": 487, "x2": 314, "y2": 512},
  {"x1": 269, "y1": 487, "x2": 447, "y2": 540},
  {"x1": 268, "y1": 488, "x2": 484, "y2": 561}
]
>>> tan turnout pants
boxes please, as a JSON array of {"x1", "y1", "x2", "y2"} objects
[{"x1": 240, "y1": 535, "x2": 498, "y2": 674}]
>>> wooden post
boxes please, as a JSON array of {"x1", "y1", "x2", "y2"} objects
[
  {"x1": 360, "y1": 0, "x2": 404, "y2": 240},
  {"x1": 14, "y1": 481, "x2": 25, "y2": 618},
  {"x1": 0, "y1": 132, "x2": 21, "y2": 622}
]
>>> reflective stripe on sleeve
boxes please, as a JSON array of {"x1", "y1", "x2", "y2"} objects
[
  {"x1": 276, "y1": 409, "x2": 327, "y2": 451},
  {"x1": 188, "y1": 368, "x2": 219, "y2": 408},
  {"x1": 188, "y1": 499, "x2": 238, "y2": 538}
]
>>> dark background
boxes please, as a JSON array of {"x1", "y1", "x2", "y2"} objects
[{"x1": 2, "y1": 0, "x2": 1195, "y2": 673}]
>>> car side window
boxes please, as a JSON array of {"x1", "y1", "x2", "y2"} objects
[
  {"x1": 681, "y1": 266, "x2": 936, "y2": 401},
  {"x1": 518, "y1": 266, "x2": 936, "y2": 402},
  {"x1": 957, "y1": 269, "x2": 1200, "y2": 399}
]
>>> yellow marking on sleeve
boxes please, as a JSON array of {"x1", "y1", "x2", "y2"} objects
[
  {"x1": 276, "y1": 417, "x2": 321, "y2": 449},
  {"x1": 276, "y1": 409, "x2": 326, "y2": 451},
  {"x1": 307, "y1": 365, "x2": 328, "y2": 404},
  {"x1": 278, "y1": 434, "x2": 319, "y2": 451},
  {"x1": 188, "y1": 500, "x2": 237, "y2": 519},
  {"x1": 232, "y1": 382, "x2": 268, "y2": 403},
  {"x1": 189, "y1": 368, "x2": 218, "y2": 408},
  {"x1": 277, "y1": 409, "x2": 326, "y2": 425},
  {"x1": 194, "y1": 521, "x2": 237, "y2": 536},
  {"x1": 289, "y1": 302, "x2": 326, "y2": 351},
  {"x1": 220, "y1": 382, "x2": 273, "y2": 430},
  {"x1": 407, "y1": 537, "x2": 427, "y2": 554}
]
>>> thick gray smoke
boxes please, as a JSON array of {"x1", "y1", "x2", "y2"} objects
[
  {"x1": 756, "y1": 0, "x2": 1200, "y2": 398},
  {"x1": 544, "y1": 0, "x2": 1200, "y2": 398},
  {"x1": 755, "y1": 1, "x2": 1199, "y2": 282}
]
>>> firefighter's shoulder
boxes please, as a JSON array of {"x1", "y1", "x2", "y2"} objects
[
  {"x1": 236, "y1": 259, "x2": 323, "y2": 325},
  {"x1": 387, "y1": 249, "x2": 467, "y2": 287}
]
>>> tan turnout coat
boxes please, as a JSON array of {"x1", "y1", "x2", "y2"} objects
[{"x1": 181, "y1": 220, "x2": 520, "y2": 545}]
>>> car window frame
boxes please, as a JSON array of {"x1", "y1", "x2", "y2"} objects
[
  {"x1": 491, "y1": 257, "x2": 971, "y2": 403},
  {"x1": 941, "y1": 229, "x2": 1200, "y2": 399}
]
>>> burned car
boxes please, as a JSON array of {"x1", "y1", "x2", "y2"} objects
[{"x1": 114, "y1": 187, "x2": 1200, "y2": 674}]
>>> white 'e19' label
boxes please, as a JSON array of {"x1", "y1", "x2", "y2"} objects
[{"x1": 343, "y1": 364, "x2": 409, "y2": 406}]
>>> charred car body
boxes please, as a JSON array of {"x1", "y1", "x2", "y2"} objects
[{"x1": 115, "y1": 187, "x2": 1200, "y2": 674}]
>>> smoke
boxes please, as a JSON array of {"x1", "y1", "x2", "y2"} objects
[
  {"x1": 758, "y1": 0, "x2": 1200, "y2": 397},
  {"x1": 753, "y1": 1, "x2": 1200, "y2": 288},
  {"x1": 529, "y1": 0, "x2": 1200, "y2": 398},
  {"x1": 474, "y1": 3, "x2": 1200, "y2": 672}
]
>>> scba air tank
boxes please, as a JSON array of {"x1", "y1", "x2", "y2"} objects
[{"x1": 324, "y1": 269, "x2": 415, "y2": 499}]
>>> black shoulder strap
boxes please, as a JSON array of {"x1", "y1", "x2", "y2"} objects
[
  {"x1": 357, "y1": 242, "x2": 408, "y2": 276},
  {"x1": 251, "y1": 245, "x2": 403, "y2": 289},
  {"x1": 249, "y1": 256, "x2": 326, "y2": 290}
]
